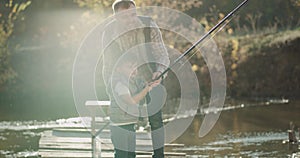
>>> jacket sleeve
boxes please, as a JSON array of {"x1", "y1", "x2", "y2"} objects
[
  {"x1": 102, "y1": 30, "x2": 111, "y2": 87},
  {"x1": 102, "y1": 28, "x2": 120, "y2": 90},
  {"x1": 149, "y1": 20, "x2": 170, "y2": 74}
]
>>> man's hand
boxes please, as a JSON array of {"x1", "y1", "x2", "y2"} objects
[{"x1": 151, "y1": 71, "x2": 162, "y2": 87}]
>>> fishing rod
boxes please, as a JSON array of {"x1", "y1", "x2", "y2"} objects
[{"x1": 154, "y1": 0, "x2": 249, "y2": 81}]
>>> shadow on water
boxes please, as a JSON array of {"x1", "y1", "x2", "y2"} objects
[{"x1": 174, "y1": 100, "x2": 300, "y2": 157}]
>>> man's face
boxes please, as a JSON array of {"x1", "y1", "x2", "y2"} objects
[{"x1": 115, "y1": 3, "x2": 138, "y2": 25}]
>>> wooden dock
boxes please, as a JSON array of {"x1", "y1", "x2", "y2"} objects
[
  {"x1": 38, "y1": 101, "x2": 186, "y2": 157},
  {"x1": 38, "y1": 128, "x2": 186, "y2": 158}
]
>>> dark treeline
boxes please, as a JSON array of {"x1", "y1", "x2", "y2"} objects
[{"x1": 187, "y1": 0, "x2": 300, "y2": 32}]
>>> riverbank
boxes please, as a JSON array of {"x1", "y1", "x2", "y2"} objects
[{"x1": 219, "y1": 28, "x2": 300, "y2": 98}]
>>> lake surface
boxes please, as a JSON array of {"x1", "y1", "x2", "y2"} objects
[{"x1": 0, "y1": 100, "x2": 299, "y2": 157}]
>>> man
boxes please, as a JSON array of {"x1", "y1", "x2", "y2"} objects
[{"x1": 102, "y1": 0, "x2": 170, "y2": 157}]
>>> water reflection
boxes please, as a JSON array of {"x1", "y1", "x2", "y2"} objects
[
  {"x1": 0, "y1": 100, "x2": 299, "y2": 157},
  {"x1": 174, "y1": 100, "x2": 300, "y2": 157}
]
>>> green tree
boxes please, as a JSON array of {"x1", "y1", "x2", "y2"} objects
[
  {"x1": 73, "y1": 0, "x2": 202, "y2": 13},
  {"x1": 0, "y1": 0, "x2": 31, "y2": 91}
]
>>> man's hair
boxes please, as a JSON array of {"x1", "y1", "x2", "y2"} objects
[{"x1": 112, "y1": 0, "x2": 136, "y2": 13}]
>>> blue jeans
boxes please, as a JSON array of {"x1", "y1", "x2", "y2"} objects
[
  {"x1": 110, "y1": 124, "x2": 136, "y2": 158},
  {"x1": 148, "y1": 109, "x2": 165, "y2": 158},
  {"x1": 146, "y1": 85, "x2": 165, "y2": 158},
  {"x1": 110, "y1": 112, "x2": 164, "y2": 158}
]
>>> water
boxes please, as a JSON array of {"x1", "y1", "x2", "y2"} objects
[
  {"x1": 175, "y1": 131, "x2": 299, "y2": 157},
  {"x1": 0, "y1": 118, "x2": 88, "y2": 158},
  {"x1": 0, "y1": 100, "x2": 299, "y2": 157},
  {"x1": 173, "y1": 100, "x2": 300, "y2": 157}
]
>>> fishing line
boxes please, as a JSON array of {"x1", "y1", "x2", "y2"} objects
[
  {"x1": 177, "y1": 14, "x2": 235, "y2": 71},
  {"x1": 154, "y1": 0, "x2": 249, "y2": 81}
]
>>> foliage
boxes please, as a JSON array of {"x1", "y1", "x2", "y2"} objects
[
  {"x1": 0, "y1": 0, "x2": 31, "y2": 91},
  {"x1": 71, "y1": 0, "x2": 300, "y2": 99},
  {"x1": 74, "y1": 0, "x2": 202, "y2": 13},
  {"x1": 0, "y1": 0, "x2": 298, "y2": 119},
  {"x1": 1, "y1": 0, "x2": 299, "y2": 99},
  {"x1": 74, "y1": 0, "x2": 112, "y2": 14}
]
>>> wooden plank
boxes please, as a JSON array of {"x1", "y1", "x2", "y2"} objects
[
  {"x1": 39, "y1": 149, "x2": 185, "y2": 158},
  {"x1": 39, "y1": 143, "x2": 93, "y2": 151},
  {"x1": 137, "y1": 151, "x2": 186, "y2": 157},
  {"x1": 39, "y1": 141, "x2": 153, "y2": 151},
  {"x1": 40, "y1": 137, "x2": 91, "y2": 144},
  {"x1": 52, "y1": 128, "x2": 152, "y2": 140},
  {"x1": 40, "y1": 138, "x2": 183, "y2": 152},
  {"x1": 39, "y1": 150, "x2": 119, "y2": 158},
  {"x1": 40, "y1": 138, "x2": 184, "y2": 148},
  {"x1": 38, "y1": 150, "x2": 154, "y2": 158},
  {"x1": 85, "y1": 101, "x2": 111, "y2": 106},
  {"x1": 40, "y1": 134, "x2": 184, "y2": 148},
  {"x1": 39, "y1": 129, "x2": 186, "y2": 157},
  {"x1": 39, "y1": 150, "x2": 93, "y2": 158},
  {"x1": 40, "y1": 144, "x2": 186, "y2": 156}
]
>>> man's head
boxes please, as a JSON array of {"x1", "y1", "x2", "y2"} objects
[
  {"x1": 112, "y1": 0, "x2": 136, "y2": 14},
  {"x1": 112, "y1": 0, "x2": 138, "y2": 24}
]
